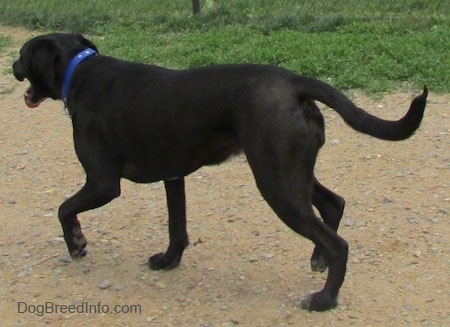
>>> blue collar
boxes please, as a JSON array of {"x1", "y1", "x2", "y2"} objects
[{"x1": 62, "y1": 48, "x2": 97, "y2": 107}]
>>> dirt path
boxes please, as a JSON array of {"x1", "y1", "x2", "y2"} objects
[{"x1": 1, "y1": 27, "x2": 448, "y2": 326}]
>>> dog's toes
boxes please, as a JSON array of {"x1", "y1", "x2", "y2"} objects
[
  {"x1": 310, "y1": 246, "x2": 328, "y2": 272},
  {"x1": 148, "y1": 253, "x2": 181, "y2": 270},
  {"x1": 299, "y1": 294, "x2": 313, "y2": 310},
  {"x1": 67, "y1": 231, "x2": 87, "y2": 259},
  {"x1": 67, "y1": 226, "x2": 88, "y2": 259},
  {"x1": 149, "y1": 253, "x2": 165, "y2": 270},
  {"x1": 70, "y1": 248, "x2": 87, "y2": 259},
  {"x1": 299, "y1": 291, "x2": 338, "y2": 312},
  {"x1": 310, "y1": 255, "x2": 328, "y2": 273}
]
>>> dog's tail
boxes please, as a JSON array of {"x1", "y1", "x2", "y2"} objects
[{"x1": 295, "y1": 76, "x2": 428, "y2": 141}]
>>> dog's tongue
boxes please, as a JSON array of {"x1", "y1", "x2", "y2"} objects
[
  {"x1": 24, "y1": 94, "x2": 39, "y2": 108},
  {"x1": 24, "y1": 87, "x2": 41, "y2": 108}
]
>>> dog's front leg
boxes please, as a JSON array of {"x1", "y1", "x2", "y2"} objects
[
  {"x1": 149, "y1": 178, "x2": 189, "y2": 270},
  {"x1": 58, "y1": 178, "x2": 121, "y2": 259}
]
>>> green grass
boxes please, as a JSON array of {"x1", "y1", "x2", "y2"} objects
[
  {"x1": 0, "y1": 35, "x2": 11, "y2": 75},
  {"x1": 0, "y1": 34, "x2": 10, "y2": 50},
  {"x1": 1, "y1": 0, "x2": 449, "y2": 93}
]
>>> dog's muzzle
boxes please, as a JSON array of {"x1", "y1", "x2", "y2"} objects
[{"x1": 12, "y1": 61, "x2": 25, "y2": 81}]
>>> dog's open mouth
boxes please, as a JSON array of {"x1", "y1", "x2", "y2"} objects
[{"x1": 24, "y1": 85, "x2": 47, "y2": 108}]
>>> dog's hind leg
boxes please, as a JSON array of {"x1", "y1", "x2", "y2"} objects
[
  {"x1": 241, "y1": 152, "x2": 347, "y2": 310},
  {"x1": 58, "y1": 176, "x2": 121, "y2": 259},
  {"x1": 258, "y1": 182, "x2": 348, "y2": 311},
  {"x1": 149, "y1": 178, "x2": 189, "y2": 270},
  {"x1": 240, "y1": 127, "x2": 347, "y2": 310},
  {"x1": 311, "y1": 178, "x2": 345, "y2": 272}
]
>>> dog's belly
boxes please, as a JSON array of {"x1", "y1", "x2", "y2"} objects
[
  {"x1": 120, "y1": 134, "x2": 242, "y2": 183},
  {"x1": 121, "y1": 161, "x2": 173, "y2": 183}
]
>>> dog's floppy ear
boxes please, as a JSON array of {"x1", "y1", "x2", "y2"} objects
[
  {"x1": 31, "y1": 38, "x2": 62, "y2": 87},
  {"x1": 77, "y1": 34, "x2": 99, "y2": 54}
]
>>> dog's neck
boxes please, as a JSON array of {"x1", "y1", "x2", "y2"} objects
[{"x1": 62, "y1": 48, "x2": 97, "y2": 109}]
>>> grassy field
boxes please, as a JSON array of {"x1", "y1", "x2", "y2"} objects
[{"x1": 1, "y1": 0, "x2": 449, "y2": 93}]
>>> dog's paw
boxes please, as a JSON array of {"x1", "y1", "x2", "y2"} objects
[
  {"x1": 148, "y1": 253, "x2": 181, "y2": 270},
  {"x1": 70, "y1": 248, "x2": 87, "y2": 259},
  {"x1": 299, "y1": 291, "x2": 338, "y2": 312},
  {"x1": 68, "y1": 226, "x2": 87, "y2": 259},
  {"x1": 310, "y1": 247, "x2": 328, "y2": 273},
  {"x1": 310, "y1": 255, "x2": 328, "y2": 273}
]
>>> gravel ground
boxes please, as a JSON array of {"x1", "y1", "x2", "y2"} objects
[{"x1": 1, "y1": 27, "x2": 449, "y2": 326}]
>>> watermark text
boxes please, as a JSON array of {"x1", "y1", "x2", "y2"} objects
[{"x1": 18, "y1": 301, "x2": 142, "y2": 317}]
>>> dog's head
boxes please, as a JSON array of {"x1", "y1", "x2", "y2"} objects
[{"x1": 12, "y1": 33, "x2": 98, "y2": 108}]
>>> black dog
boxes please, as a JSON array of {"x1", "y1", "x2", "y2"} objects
[{"x1": 13, "y1": 33, "x2": 427, "y2": 311}]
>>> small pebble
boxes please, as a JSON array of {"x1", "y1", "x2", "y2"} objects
[
  {"x1": 383, "y1": 197, "x2": 393, "y2": 204},
  {"x1": 18, "y1": 266, "x2": 32, "y2": 277},
  {"x1": 99, "y1": 279, "x2": 113, "y2": 289},
  {"x1": 439, "y1": 208, "x2": 448, "y2": 215},
  {"x1": 58, "y1": 256, "x2": 72, "y2": 264}
]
